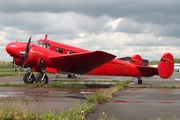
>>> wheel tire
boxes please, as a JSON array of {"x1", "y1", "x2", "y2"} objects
[
  {"x1": 138, "y1": 79, "x2": 142, "y2": 84},
  {"x1": 23, "y1": 73, "x2": 35, "y2": 84},
  {"x1": 56, "y1": 75, "x2": 60, "y2": 78},
  {"x1": 68, "y1": 74, "x2": 72, "y2": 78},
  {"x1": 72, "y1": 74, "x2": 76, "y2": 78},
  {"x1": 35, "y1": 74, "x2": 49, "y2": 84}
]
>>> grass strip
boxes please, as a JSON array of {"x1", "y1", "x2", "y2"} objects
[{"x1": 0, "y1": 81, "x2": 128, "y2": 120}]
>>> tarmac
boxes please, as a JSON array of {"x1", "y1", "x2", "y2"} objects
[{"x1": 0, "y1": 72, "x2": 180, "y2": 119}]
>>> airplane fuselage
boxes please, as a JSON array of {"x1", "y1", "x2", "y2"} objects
[{"x1": 5, "y1": 35, "x2": 174, "y2": 85}]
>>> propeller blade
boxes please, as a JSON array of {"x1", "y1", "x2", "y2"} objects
[
  {"x1": 25, "y1": 35, "x2": 32, "y2": 54},
  {"x1": 21, "y1": 56, "x2": 25, "y2": 68},
  {"x1": 21, "y1": 35, "x2": 32, "y2": 68}
]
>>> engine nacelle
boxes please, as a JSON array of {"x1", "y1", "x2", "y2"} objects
[
  {"x1": 14, "y1": 58, "x2": 22, "y2": 66},
  {"x1": 26, "y1": 47, "x2": 46, "y2": 68}
]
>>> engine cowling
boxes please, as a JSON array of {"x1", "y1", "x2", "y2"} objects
[
  {"x1": 130, "y1": 54, "x2": 143, "y2": 66},
  {"x1": 14, "y1": 58, "x2": 22, "y2": 66},
  {"x1": 25, "y1": 47, "x2": 46, "y2": 68}
]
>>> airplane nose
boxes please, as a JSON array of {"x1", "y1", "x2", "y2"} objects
[
  {"x1": 6, "y1": 42, "x2": 14, "y2": 55},
  {"x1": 6, "y1": 42, "x2": 25, "y2": 59}
]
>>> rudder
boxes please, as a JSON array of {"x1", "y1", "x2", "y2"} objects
[{"x1": 158, "y1": 52, "x2": 174, "y2": 79}]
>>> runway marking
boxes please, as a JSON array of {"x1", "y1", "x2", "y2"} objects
[
  {"x1": 174, "y1": 78, "x2": 180, "y2": 81},
  {"x1": 115, "y1": 99, "x2": 175, "y2": 104}
]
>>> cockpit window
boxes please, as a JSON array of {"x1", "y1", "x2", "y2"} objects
[
  {"x1": 35, "y1": 40, "x2": 50, "y2": 49},
  {"x1": 56, "y1": 48, "x2": 64, "y2": 53}
]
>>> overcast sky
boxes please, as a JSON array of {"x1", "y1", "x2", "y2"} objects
[{"x1": 1, "y1": 0, "x2": 180, "y2": 62}]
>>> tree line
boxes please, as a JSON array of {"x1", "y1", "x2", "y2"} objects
[
  {"x1": 0, "y1": 61, "x2": 18, "y2": 68},
  {"x1": 149, "y1": 58, "x2": 180, "y2": 65}
]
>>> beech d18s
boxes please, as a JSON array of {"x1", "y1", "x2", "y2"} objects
[{"x1": 6, "y1": 35, "x2": 174, "y2": 84}]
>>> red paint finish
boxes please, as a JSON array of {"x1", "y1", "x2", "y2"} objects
[
  {"x1": 6, "y1": 35, "x2": 174, "y2": 79},
  {"x1": 6, "y1": 35, "x2": 115, "y2": 74}
]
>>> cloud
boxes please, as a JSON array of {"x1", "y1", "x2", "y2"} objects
[{"x1": 1, "y1": 0, "x2": 180, "y2": 62}]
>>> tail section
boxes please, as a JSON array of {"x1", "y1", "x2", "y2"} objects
[
  {"x1": 158, "y1": 52, "x2": 174, "y2": 79},
  {"x1": 130, "y1": 54, "x2": 143, "y2": 66}
]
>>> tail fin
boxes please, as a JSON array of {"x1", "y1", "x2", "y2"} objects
[
  {"x1": 158, "y1": 52, "x2": 174, "y2": 79},
  {"x1": 130, "y1": 54, "x2": 143, "y2": 66}
]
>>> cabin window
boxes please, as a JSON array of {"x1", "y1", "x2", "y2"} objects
[
  {"x1": 56, "y1": 48, "x2": 64, "y2": 53},
  {"x1": 67, "y1": 50, "x2": 75, "y2": 54}
]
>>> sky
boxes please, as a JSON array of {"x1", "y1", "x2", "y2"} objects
[{"x1": 1, "y1": 0, "x2": 180, "y2": 62}]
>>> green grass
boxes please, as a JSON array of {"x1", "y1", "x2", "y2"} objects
[
  {"x1": 0, "y1": 68, "x2": 27, "y2": 76},
  {"x1": 1, "y1": 80, "x2": 179, "y2": 119},
  {"x1": 85, "y1": 82, "x2": 125, "y2": 104},
  {"x1": 0, "y1": 82, "x2": 113, "y2": 88},
  {"x1": 0, "y1": 81, "x2": 129, "y2": 120},
  {"x1": 128, "y1": 84, "x2": 180, "y2": 89}
]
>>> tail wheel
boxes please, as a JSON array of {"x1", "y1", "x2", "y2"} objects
[
  {"x1": 23, "y1": 73, "x2": 35, "y2": 84},
  {"x1": 35, "y1": 74, "x2": 49, "y2": 84}
]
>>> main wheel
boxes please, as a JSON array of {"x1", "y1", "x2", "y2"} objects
[
  {"x1": 23, "y1": 73, "x2": 35, "y2": 84},
  {"x1": 35, "y1": 74, "x2": 49, "y2": 84},
  {"x1": 68, "y1": 74, "x2": 76, "y2": 78},
  {"x1": 138, "y1": 78, "x2": 142, "y2": 84},
  {"x1": 68, "y1": 74, "x2": 72, "y2": 78},
  {"x1": 72, "y1": 74, "x2": 76, "y2": 78}
]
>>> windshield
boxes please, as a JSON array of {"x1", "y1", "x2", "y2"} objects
[{"x1": 33, "y1": 40, "x2": 50, "y2": 49}]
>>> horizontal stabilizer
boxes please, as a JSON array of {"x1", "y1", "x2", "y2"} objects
[
  {"x1": 136, "y1": 52, "x2": 174, "y2": 78},
  {"x1": 50, "y1": 51, "x2": 116, "y2": 74}
]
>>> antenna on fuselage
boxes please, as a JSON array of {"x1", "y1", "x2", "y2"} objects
[{"x1": 45, "y1": 34, "x2": 48, "y2": 41}]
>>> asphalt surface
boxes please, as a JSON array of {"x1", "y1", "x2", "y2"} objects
[
  {"x1": 0, "y1": 72, "x2": 180, "y2": 119},
  {"x1": 87, "y1": 72, "x2": 180, "y2": 120}
]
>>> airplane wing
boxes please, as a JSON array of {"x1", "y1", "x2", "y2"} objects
[{"x1": 49, "y1": 51, "x2": 116, "y2": 74}]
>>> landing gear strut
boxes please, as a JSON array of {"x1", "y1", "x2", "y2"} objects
[
  {"x1": 138, "y1": 78, "x2": 143, "y2": 84},
  {"x1": 23, "y1": 69, "x2": 35, "y2": 84},
  {"x1": 35, "y1": 68, "x2": 49, "y2": 84}
]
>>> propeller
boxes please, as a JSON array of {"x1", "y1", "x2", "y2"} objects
[
  {"x1": 20, "y1": 35, "x2": 32, "y2": 68},
  {"x1": 12, "y1": 57, "x2": 15, "y2": 70}
]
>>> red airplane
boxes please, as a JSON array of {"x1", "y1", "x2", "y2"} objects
[{"x1": 6, "y1": 35, "x2": 174, "y2": 84}]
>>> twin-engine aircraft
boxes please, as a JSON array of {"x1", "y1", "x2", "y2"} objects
[{"x1": 6, "y1": 35, "x2": 174, "y2": 84}]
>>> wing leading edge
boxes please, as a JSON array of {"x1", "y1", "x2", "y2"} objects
[{"x1": 49, "y1": 51, "x2": 116, "y2": 74}]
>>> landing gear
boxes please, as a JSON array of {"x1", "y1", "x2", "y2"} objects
[
  {"x1": 35, "y1": 74, "x2": 49, "y2": 84},
  {"x1": 138, "y1": 78, "x2": 143, "y2": 84},
  {"x1": 67, "y1": 73, "x2": 76, "y2": 78},
  {"x1": 56, "y1": 75, "x2": 60, "y2": 78},
  {"x1": 23, "y1": 72, "x2": 35, "y2": 84},
  {"x1": 35, "y1": 68, "x2": 49, "y2": 84},
  {"x1": 23, "y1": 68, "x2": 50, "y2": 84}
]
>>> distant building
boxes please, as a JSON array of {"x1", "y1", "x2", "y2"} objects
[{"x1": 174, "y1": 63, "x2": 180, "y2": 72}]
